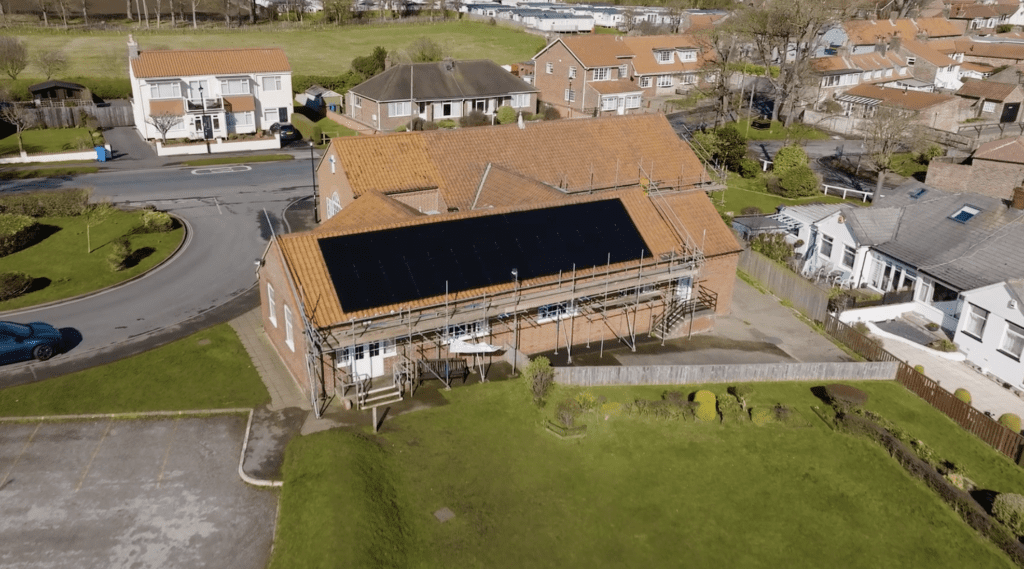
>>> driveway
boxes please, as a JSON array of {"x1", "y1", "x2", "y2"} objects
[
  {"x1": 103, "y1": 126, "x2": 158, "y2": 161},
  {"x1": 0, "y1": 415, "x2": 277, "y2": 569}
]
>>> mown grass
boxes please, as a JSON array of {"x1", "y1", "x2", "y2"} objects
[
  {"x1": 0, "y1": 324, "x2": 268, "y2": 415},
  {"x1": 8, "y1": 21, "x2": 547, "y2": 80},
  {"x1": 0, "y1": 128, "x2": 103, "y2": 157},
  {"x1": 270, "y1": 379, "x2": 1020, "y2": 569},
  {"x1": 0, "y1": 210, "x2": 184, "y2": 310},
  {"x1": 890, "y1": 152, "x2": 929, "y2": 181},
  {"x1": 729, "y1": 117, "x2": 830, "y2": 141},
  {"x1": 180, "y1": 154, "x2": 294, "y2": 166},
  {"x1": 0, "y1": 166, "x2": 99, "y2": 179},
  {"x1": 718, "y1": 172, "x2": 858, "y2": 216}
]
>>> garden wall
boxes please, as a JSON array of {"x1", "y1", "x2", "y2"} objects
[
  {"x1": 553, "y1": 361, "x2": 898, "y2": 387},
  {"x1": 0, "y1": 145, "x2": 110, "y2": 164},
  {"x1": 155, "y1": 135, "x2": 281, "y2": 156},
  {"x1": 738, "y1": 248, "x2": 829, "y2": 322}
]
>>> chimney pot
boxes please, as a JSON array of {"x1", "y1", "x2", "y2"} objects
[{"x1": 127, "y1": 34, "x2": 139, "y2": 60}]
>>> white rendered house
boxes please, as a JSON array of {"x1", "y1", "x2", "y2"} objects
[
  {"x1": 953, "y1": 281, "x2": 1024, "y2": 389},
  {"x1": 127, "y1": 35, "x2": 294, "y2": 143}
]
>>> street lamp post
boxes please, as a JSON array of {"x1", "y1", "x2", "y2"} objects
[
  {"x1": 310, "y1": 140, "x2": 320, "y2": 223},
  {"x1": 511, "y1": 268, "x2": 519, "y2": 375},
  {"x1": 198, "y1": 85, "x2": 211, "y2": 154}
]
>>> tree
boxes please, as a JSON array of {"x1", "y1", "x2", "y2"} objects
[
  {"x1": 33, "y1": 49, "x2": 67, "y2": 81},
  {"x1": 147, "y1": 112, "x2": 184, "y2": 142},
  {"x1": 0, "y1": 37, "x2": 28, "y2": 80},
  {"x1": 84, "y1": 202, "x2": 113, "y2": 254},
  {"x1": 399, "y1": 37, "x2": 446, "y2": 63},
  {"x1": 351, "y1": 46, "x2": 388, "y2": 77},
  {"x1": 0, "y1": 101, "x2": 39, "y2": 156},
  {"x1": 863, "y1": 105, "x2": 921, "y2": 202},
  {"x1": 695, "y1": 26, "x2": 740, "y2": 128}
]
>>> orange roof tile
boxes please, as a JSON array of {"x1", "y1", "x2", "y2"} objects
[
  {"x1": 956, "y1": 79, "x2": 1020, "y2": 101},
  {"x1": 469, "y1": 164, "x2": 563, "y2": 210},
  {"x1": 623, "y1": 35, "x2": 703, "y2": 75},
  {"x1": 314, "y1": 190, "x2": 422, "y2": 235},
  {"x1": 330, "y1": 133, "x2": 443, "y2": 195},
  {"x1": 130, "y1": 47, "x2": 290, "y2": 79},
  {"x1": 901, "y1": 38, "x2": 956, "y2": 67},
  {"x1": 224, "y1": 95, "x2": 255, "y2": 112},
  {"x1": 556, "y1": 35, "x2": 635, "y2": 68},
  {"x1": 589, "y1": 79, "x2": 644, "y2": 94},
  {"x1": 843, "y1": 83, "x2": 956, "y2": 110},
  {"x1": 148, "y1": 99, "x2": 183, "y2": 114},
  {"x1": 975, "y1": 136, "x2": 1024, "y2": 163},
  {"x1": 843, "y1": 17, "x2": 964, "y2": 45}
]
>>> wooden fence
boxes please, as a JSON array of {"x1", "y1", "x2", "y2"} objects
[
  {"x1": 824, "y1": 314, "x2": 1024, "y2": 463},
  {"x1": 553, "y1": 361, "x2": 898, "y2": 387},
  {"x1": 37, "y1": 104, "x2": 134, "y2": 129},
  {"x1": 738, "y1": 248, "x2": 829, "y2": 322}
]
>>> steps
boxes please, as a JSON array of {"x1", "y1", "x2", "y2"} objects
[{"x1": 358, "y1": 384, "x2": 402, "y2": 411}]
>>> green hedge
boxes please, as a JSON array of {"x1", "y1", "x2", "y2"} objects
[
  {"x1": 0, "y1": 188, "x2": 90, "y2": 217},
  {"x1": 0, "y1": 214, "x2": 39, "y2": 257},
  {"x1": 291, "y1": 114, "x2": 315, "y2": 141},
  {"x1": 3, "y1": 77, "x2": 132, "y2": 102},
  {"x1": 292, "y1": 72, "x2": 364, "y2": 96},
  {"x1": 0, "y1": 271, "x2": 32, "y2": 301}
]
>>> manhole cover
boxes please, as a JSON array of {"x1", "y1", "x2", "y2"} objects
[{"x1": 433, "y1": 507, "x2": 455, "y2": 523}]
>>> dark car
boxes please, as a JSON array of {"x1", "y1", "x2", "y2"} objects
[
  {"x1": 0, "y1": 321, "x2": 62, "y2": 364},
  {"x1": 271, "y1": 122, "x2": 301, "y2": 142}
]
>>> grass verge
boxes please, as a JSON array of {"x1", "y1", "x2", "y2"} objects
[
  {"x1": 270, "y1": 380, "x2": 1020, "y2": 568},
  {"x1": 0, "y1": 166, "x2": 99, "y2": 179},
  {"x1": 181, "y1": 154, "x2": 294, "y2": 166},
  {"x1": 0, "y1": 324, "x2": 268, "y2": 415},
  {"x1": 0, "y1": 210, "x2": 184, "y2": 311},
  {"x1": 718, "y1": 172, "x2": 858, "y2": 216},
  {"x1": 729, "y1": 118, "x2": 830, "y2": 141}
]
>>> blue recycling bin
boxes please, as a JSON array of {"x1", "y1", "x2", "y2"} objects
[{"x1": 95, "y1": 146, "x2": 106, "y2": 162}]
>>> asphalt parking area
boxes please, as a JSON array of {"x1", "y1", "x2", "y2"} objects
[{"x1": 0, "y1": 415, "x2": 277, "y2": 569}]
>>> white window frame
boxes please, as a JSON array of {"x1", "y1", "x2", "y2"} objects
[
  {"x1": 842, "y1": 245, "x2": 856, "y2": 268},
  {"x1": 193, "y1": 115, "x2": 221, "y2": 132},
  {"x1": 220, "y1": 78, "x2": 250, "y2": 95},
  {"x1": 443, "y1": 320, "x2": 489, "y2": 343},
  {"x1": 330, "y1": 155, "x2": 336, "y2": 174},
  {"x1": 564, "y1": 89, "x2": 576, "y2": 102},
  {"x1": 820, "y1": 235, "x2": 834, "y2": 259},
  {"x1": 983, "y1": 101, "x2": 996, "y2": 113},
  {"x1": 625, "y1": 94, "x2": 641, "y2": 109},
  {"x1": 262, "y1": 75, "x2": 282, "y2": 91},
  {"x1": 963, "y1": 304, "x2": 988, "y2": 339},
  {"x1": 593, "y1": 67, "x2": 610, "y2": 81},
  {"x1": 569, "y1": 66, "x2": 577, "y2": 79},
  {"x1": 511, "y1": 93, "x2": 530, "y2": 108},
  {"x1": 863, "y1": 71, "x2": 872, "y2": 81},
  {"x1": 885, "y1": 68, "x2": 893, "y2": 77},
  {"x1": 267, "y1": 283, "x2": 277, "y2": 327},
  {"x1": 677, "y1": 49, "x2": 697, "y2": 62},
  {"x1": 657, "y1": 75, "x2": 673, "y2": 88},
  {"x1": 353, "y1": 95, "x2": 362, "y2": 109},
  {"x1": 232, "y1": 111, "x2": 254, "y2": 126},
  {"x1": 327, "y1": 192, "x2": 342, "y2": 219},
  {"x1": 655, "y1": 50, "x2": 673, "y2": 64},
  {"x1": 149, "y1": 82, "x2": 181, "y2": 100},
  {"x1": 546, "y1": 62, "x2": 553, "y2": 74},
  {"x1": 601, "y1": 96, "x2": 617, "y2": 111},
  {"x1": 388, "y1": 101, "x2": 411, "y2": 117},
  {"x1": 1000, "y1": 322, "x2": 1024, "y2": 360},
  {"x1": 951, "y1": 205, "x2": 980, "y2": 223},
  {"x1": 434, "y1": 100, "x2": 461, "y2": 119},
  {"x1": 263, "y1": 109, "x2": 279, "y2": 124},
  {"x1": 906, "y1": 56, "x2": 916, "y2": 66},
  {"x1": 284, "y1": 305, "x2": 295, "y2": 351},
  {"x1": 639, "y1": 76, "x2": 652, "y2": 88},
  {"x1": 538, "y1": 301, "x2": 577, "y2": 323},
  {"x1": 619, "y1": 64, "x2": 628, "y2": 78}
]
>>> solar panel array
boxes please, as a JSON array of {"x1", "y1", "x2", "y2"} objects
[{"x1": 318, "y1": 199, "x2": 652, "y2": 313}]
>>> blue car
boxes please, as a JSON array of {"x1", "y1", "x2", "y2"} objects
[{"x1": 0, "y1": 321, "x2": 62, "y2": 364}]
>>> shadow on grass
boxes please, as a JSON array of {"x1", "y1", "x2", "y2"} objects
[
  {"x1": 122, "y1": 246, "x2": 155, "y2": 269},
  {"x1": 25, "y1": 224, "x2": 61, "y2": 249},
  {"x1": 25, "y1": 276, "x2": 51, "y2": 295},
  {"x1": 59, "y1": 327, "x2": 83, "y2": 354},
  {"x1": 810, "y1": 385, "x2": 831, "y2": 405}
]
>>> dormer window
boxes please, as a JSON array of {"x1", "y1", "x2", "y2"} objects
[
  {"x1": 950, "y1": 205, "x2": 980, "y2": 223},
  {"x1": 656, "y1": 50, "x2": 673, "y2": 64},
  {"x1": 677, "y1": 49, "x2": 697, "y2": 62},
  {"x1": 906, "y1": 56, "x2": 916, "y2": 65}
]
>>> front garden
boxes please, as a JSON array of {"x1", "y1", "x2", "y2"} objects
[
  {"x1": 0, "y1": 127, "x2": 104, "y2": 157},
  {"x1": 270, "y1": 375, "x2": 1024, "y2": 568}
]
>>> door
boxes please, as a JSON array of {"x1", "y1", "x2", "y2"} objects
[
  {"x1": 617, "y1": 96, "x2": 625, "y2": 115},
  {"x1": 278, "y1": 107, "x2": 288, "y2": 123},
  {"x1": 1001, "y1": 102, "x2": 1020, "y2": 123},
  {"x1": 676, "y1": 276, "x2": 692, "y2": 301}
]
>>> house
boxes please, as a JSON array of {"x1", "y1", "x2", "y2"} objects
[
  {"x1": 955, "y1": 78, "x2": 1024, "y2": 122},
  {"x1": 771, "y1": 204, "x2": 880, "y2": 288},
  {"x1": 899, "y1": 38, "x2": 962, "y2": 91},
  {"x1": 952, "y1": 278, "x2": 1024, "y2": 388},
  {"x1": 531, "y1": 35, "x2": 705, "y2": 118},
  {"x1": 258, "y1": 116, "x2": 741, "y2": 403},
  {"x1": 28, "y1": 80, "x2": 91, "y2": 107},
  {"x1": 811, "y1": 48, "x2": 914, "y2": 104},
  {"x1": 127, "y1": 35, "x2": 293, "y2": 142},
  {"x1": 835, "y1": 83, "x2": 961, "y2": 131},
  {"x1": 344, "y1": 59, "x2": 538, "y2": 132},
  {"x1": 825, "y1": 17, "x2": 966, "y2": 58},
  {"x1": 948, "y1": 2, "x2": 1006, "y2": 33},
  {"x1": 924, "y1": 135, "x2": 1024, "y2": 196}
]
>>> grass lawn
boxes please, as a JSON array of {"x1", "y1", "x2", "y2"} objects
[
  {"x1": 0, "y1": 166, "x2": 99, "y2": 180},
  {"x1": 728, "y1": 118, "x2": 830, "y2": 141},
  {"x1": 0, "y1": 324, "x2": 268, "y2": 415},
  {"x1": 0, "y1": 128, "x2": 102, "y2": 157},
  {"x1": 9, "y1": 22, "x2": 546, "y2": 80},
  {"x1": 890, "y1": 152, "x2": 928, "y2": 181},
  {"x1": 316, "y1": 117, "x2": 357, "y2": 138},
  {"x1": 270, "y1": 380, "x2": 1019, "y2": 568},
  {"x1": 180, "y1": 154, "x2": 294, "y2": 166},
  {"x1": 0, "y1": 210, "x2": 184, "y2": 311},
  {"x1": 717, "y1": 172, "x2": 860, "y2": 216}
]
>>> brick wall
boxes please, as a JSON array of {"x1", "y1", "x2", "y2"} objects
[
  {"x1": 317, "y1": 145, "x2": 356, "y2": 222},
  {"x1": 924, "y1": 158, "x2": 1024, "y2": 197},
  {"x1": 533, "y1": 41, "x2": 587, "y2": 117},
  {"x1": 924, "y1": 160, "x2": 975, "y2": 191},
  {"x1": 259, "y1": 241, "x2": 310, "y2": 395}
]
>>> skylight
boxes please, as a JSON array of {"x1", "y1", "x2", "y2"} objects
[
  {"x1": 950, "y1": 205, "x2": 980, "y2": 223},
  {"x1": 910, "y1": 188, "x2": 928, "y2": 199}
]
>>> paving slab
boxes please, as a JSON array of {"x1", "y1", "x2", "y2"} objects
[{"x1": 243, "y1": 404, "x2": 307, "y2": 481}]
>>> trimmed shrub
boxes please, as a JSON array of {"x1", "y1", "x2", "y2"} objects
[
  {"x1": 141, "y1": 211, "x2": 173, "y2": 233},
  {"x1": 751, "y1": 407, "x2": 773, "y2": 426},
  {"x1": 772, "y1": 145, "x2": 808, "y2": 176},
  {"x1": 751, "y1": 232, "x2": 794, "y2": 263},
  {"x1": 824, "y1": 383, "x2": 869, "y2": 411},
  {"x1": 740, "y1": 206, "x2": 762, "y2": 215},
  {"x1": 542, "y1": 105, "x2": 561, "y2": 121},
  {"x1": 459, "y1": 110, "x2": 490, "y2": 128},
  {"x1": 0, "y1": 271, "x2": 32, "y2": 301},
  {"x1": 0, "y1": 188, "x2": 90, "y2": 217},
  {"x1": 107, "y1": 236, "x2": 132, "y2": 271},
  {"x1": 0, "y1": 213, "x2": 39, "y2": 257},
  {"x1": 693, "y1": 389, "x2": 716, "y2": 407},
  {"x1": 1001, "y1": 413, "x2": 1022, "y2": 433},
  {"x1": 739, "y1": 157, "x2": 761, "y2": 178},
  {"x1": 775, "y1": 165, "x2": 818, "y2": 198},
  {"x1": 601, "y1": 401, "x2": 623, "y2": 417},
  {"x1": 437, "y1": 119, "x2": 457, "y2": 129},
  {"x1": 914, "y1": 364, "x2": 925, "y2": 374},
  {"x1": 718, "y1": 396, "x2": 743, "y2": 421},
  {"x1": 931, "y1": 339, "x2": 958, "y2": 352},
  {"x1": 290, "y1": 113, "x2": 315, "y2": 140},
  {"x1": 496, "y1": 106, "x2": 517, "y2": 125},
  {"x1": 773, "y1": 404, "x2": 793, "y2": 423},
  {"x1": 523, "y1": 356, "x2": 554, "y2": 407},
  {"x1": 994, "y1": 493, "x2": 1024, "y2": 536},
  {"x1": 727, "y1": 385, "x2": 753, "y2": 410},
  {"x1": 695, "y1": 401, "x2": 717, "y2": 422},
  {"x1": 954, "y1": 388, "x2": 972, "y2": 405},
  {"x1": 574, "y1": 390, "x2": 598, "y2": 410}
]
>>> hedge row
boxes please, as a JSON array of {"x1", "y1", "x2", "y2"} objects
[
  {"x1": 0, "y1": 214, "x2": 39, "y2": 258},
  {"x1": 0, "y1": 188, "x2": 91, "y2": 217},
  {"x1": 4, "y1": 77, "x2": 133, "y2": 102}
]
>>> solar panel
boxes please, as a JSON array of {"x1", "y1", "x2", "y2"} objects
[{"x1": 318, "y1": 199, "x2": 652, "y2": 314}]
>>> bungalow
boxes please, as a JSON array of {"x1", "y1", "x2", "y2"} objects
[
  {"x1": 953, "y1": 278, "x2": 1024, "y2": 388},
  {"x1": 835, "y1": 83, "x2": 961, "y2": 131},
  {"x1": 955, "y1": 78, "x2": 1024, "y2": 122},
  {"x1": 924, "y1": 135, "x2": 1024, "y2": 197}
]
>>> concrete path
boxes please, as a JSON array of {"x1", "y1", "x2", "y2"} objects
[{"x1": 103, "y1": 126, "x2": 158, "y2": 161}]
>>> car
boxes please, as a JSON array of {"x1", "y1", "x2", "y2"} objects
[
  {"x1": 0, "y1": 321, "x2": 62, "y2": 365},
  {"x1": 271, "y1": 122, "x2": 301, "y2": 142}
]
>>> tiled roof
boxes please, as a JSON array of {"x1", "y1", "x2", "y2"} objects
[
  {"x1": 960, "y1": 40, "x2": 1024, "y2": 61},
  {"x1": 348, "y1": 59, "x2": 537, "y2": 103},
  {"x1": 956, "y1": 79, "x2": 1019, "y2": 101},
  {"x1": 812, "y1": 56, "x2": 860, "y2": 74},
  {"x1": 149, "y1": 99, "x2": 183, "y2": 114},
  {"x1": 975, "y1": 136, "x2": 1024, "y2": 164},
  {"x1": 960, "y1": 61, "x2": 996, "y2": 73},
  {"x1": 328, "y1": 114, "x2": 709, "y2": 211},
  {"x1": 470, "y1": 164, "x2": 563, "y2": 210},
  {"x1": 901, "y1": 38, "x2": 955, "y2": 67},
  {"x1": 685, "y1": 13, "x2": 727, "y2": 32},
  {"x1": 843, "y1": 206, "x2": 902, "y2": 246},
  {"x1": 842, "y1": 83, "x2": 955, "y2": 110},
  {"x1": 623, "y1": 35, "x2": 704, "y2": 75},
  {"x1": 313, "y1": 190, "x2": 422, "y2": 235},
  {"x1": 843, "y1": 18, "x2": 965, "y2": 46},
  {"x1": 589, "y1": 79, "x2": 643, "y2": 94},
  {"x1": 279, "y1": 188, "x2": 738, "y2": 327},
  {"x1": 913, "y1": 16, "x2": 967, "y2": 37},
  {"x1": 224, "y1": 95, "x2": 255, "y2": 112},
  {"x1": 849, "y1": 51, "x2": 906, "y2": 71},
  {"x1": 949, "y1": 3, "x2": 999, "y2": 19},
  {"x1": 556, "y1": 35, "x2": 634, "y2": 68},
  {"x1": 130, "y1": 47, "x2": 290, "y2": 79}
]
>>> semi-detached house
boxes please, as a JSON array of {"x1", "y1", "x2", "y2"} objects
[{"x1": 127, "y1": 35, "x2": 294, "y2": 142}]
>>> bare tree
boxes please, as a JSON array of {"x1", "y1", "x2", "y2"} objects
[
  {"x1": 126, "y1": 0, "x2": 133, "y2": 19},
  {"x1": 190, "y1": 0, "x2": 199, "y2": 28},
  {"x1": 33, "y1": 49, "x2": 67, "y2": 80},
  {"x1": 155, "y1": 0, "x2": 161, "y2": 27},
  {"x1": 55, "y1": 0, "x2": 69, "y2": 26},
  {"x1": 696, "y1": 26, "x2": 740, "y2": 128},
  {"x1": 37, "y1": 0, "x2": 51, "y2": 25},
  {"x1": 0, "y1": 37, "x2": 27, "y2": 80},
  {"x1": 147, "y1": 112, "x2": 183, "y2": 142},
  {"x1": 863, "y1": 105, "x2": 921, "y2": 201},
  {"x1": 80, "y1": 0, "x2": 89, "y2": 25},
  {"x1": 0, "y1": 102, "x2": 40, "y2": 156}
]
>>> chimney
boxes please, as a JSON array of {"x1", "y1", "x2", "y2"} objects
[
  {"x1": 875, "y1": 37, "x2": 888, "y2": 55},
  {"x1": 127, "y1": 34, "x2": 139, "y2": 60},
  {"x1": 1012, "y1": 186, "x2": 1024, "y2": 210},
  {"x1": 889, "y1": 31, "x2": 901, "y2": 52}
]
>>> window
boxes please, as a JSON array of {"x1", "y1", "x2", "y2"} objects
[
  {"x1": 873, "y1": 70, "x2": 882, "y2": 79},
  {"x1": 193, "y1": 115, "x2": 221, "y2": 132},
  {"x1": 680, "y1": 74, "x2": 697, "y2": 84},
  {"x1": 327, "y1": 192, "x2": 341, "y2": 219},
  {"x1": 625, "y1": 94, "x2": 641, "y2": 109},
  {"x1": 639, "y1": 76, "x2": 652, "y2": 88},
  {"x1": 232, "y1": 111, "x2": 253, "y2": 126},
  {"x1": 564, "y1": 89, "x2": 576, "y2": 102},
  {"x1": 601, "y1": 96, "x2": 617, "y2": 111},
  {"x1": 220, "y1": 78, "x2": 250, "y2": 95},
  {"x1": 538, "y1": 302, "x2": 575, "y2": 322},
  {"x1": 906, "y1": 56, "x2": 916, "y2": 65},
  {"x1": 445, "y1": 320, "x2": 487, "y2": 342},
  {"x1": 657, "y1": 75, "x2": 673, "y2": 88},
  {"x1": 569, "y1": 66, "x2": 577, "y2": 79},
  {"x1": 842, "y1": 245, "x2": 856, "y2": 268},
  {"x1": 188, "y1": 80, "x2": 208, "y2": 100},
  {"x1": 149, "y1": 82, "x2": 181, "y2": 99},
  {"x1": 546, "y1": 62, "x2": 553, "y2": 74},
  {"x1": 353, "y1": 95, "x2": 362, "y2": 108},
  {"x1": 284, "y1": 305, "x2": 294, "y2": 351},
  {"x1": 950, "y1": 205, "x2": 980, "y2": 223},
  {"x1": 823, "y1": 75, "x2": 840, "y2": 88},
  {"x1": 267, "y1": 283, "x2": 277, "y2": 327},
  {"x1": 593, "y1": 67, "x2": 610, "y2": 81},
  {"x1": 820, "y1": 235, "x2": 834, "y2": 258},
  {"x1": 963, "y1": 304, "x2": 988, "y2": 339},
  {"x1": 983, "y1": 101, "x2": 996, "y2": 113},
  {"x1": 619, "y1": 64, "x2": 628, "y2": 77},
  {"x1": 329, "y1": 155, "x2": 336, "y2": 174},
  {"x1": 388, "y1": 101, "x2": 411, "y2": 117},
  {"x1": 262, "y1": 75, "x2": 282, "y2": 91},
  {"x1": 656, "y1": 50, "x2": 673, "y2": 63},
  {"x1": 264, "y1": 109, "x2": 279, "y2": 124},
  {"x1": 678, "y1": 49, "x2": 697, "y2": 62},
  {"x1": 508, "y1": 94, "x2": 529, "y2": 108},
  {"x1": 1000, "y1": 322, "x2": 1024, "y2": 360},
  {"x1": 863, "y1": 71, "x2": 872, "y2": 81},
  {"x1": 900, "y1": 66, "x2": 908, "y2": 76},
  {"x1": 884, "y1": 68, "x2": 893, "y2": 77},
  {"x1": 369, "y1": 341, "x2": 381, "y2": 357}
]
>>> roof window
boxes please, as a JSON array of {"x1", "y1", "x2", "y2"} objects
[
  {"x1": 910, "y1": 188, "x2": 927, "y2": 199},
  {"x1": 950, "y1": 205, "x2": 980, "y2": 223}
]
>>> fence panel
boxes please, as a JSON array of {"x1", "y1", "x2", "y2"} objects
[
  {"x1": 553, "y1": 361, "x2": 897, "y2": 387},
  {"x1": 738, "y1": 248, "x2": 829, "y2": 322},
  {"x1": 36, "y1": 105, "x2": 135, "y2": 129}
]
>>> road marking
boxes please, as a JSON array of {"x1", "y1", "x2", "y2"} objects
[
  {"x1": 156, "y1": 418, "x2": 180, "y2": 489},
  {"x1": 75, "y1": 420, "x2": 112, "y2": 493},
  {"x1": 0, "y1": 422, "x2": 41, "y2": 490},
  {"x1": 191, "y1": 165, "x2": 252, "y2": 175}
]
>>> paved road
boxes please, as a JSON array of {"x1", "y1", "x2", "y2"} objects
[{"x1": 0, "y1": 160, "x2": 313, "y2": 387}]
